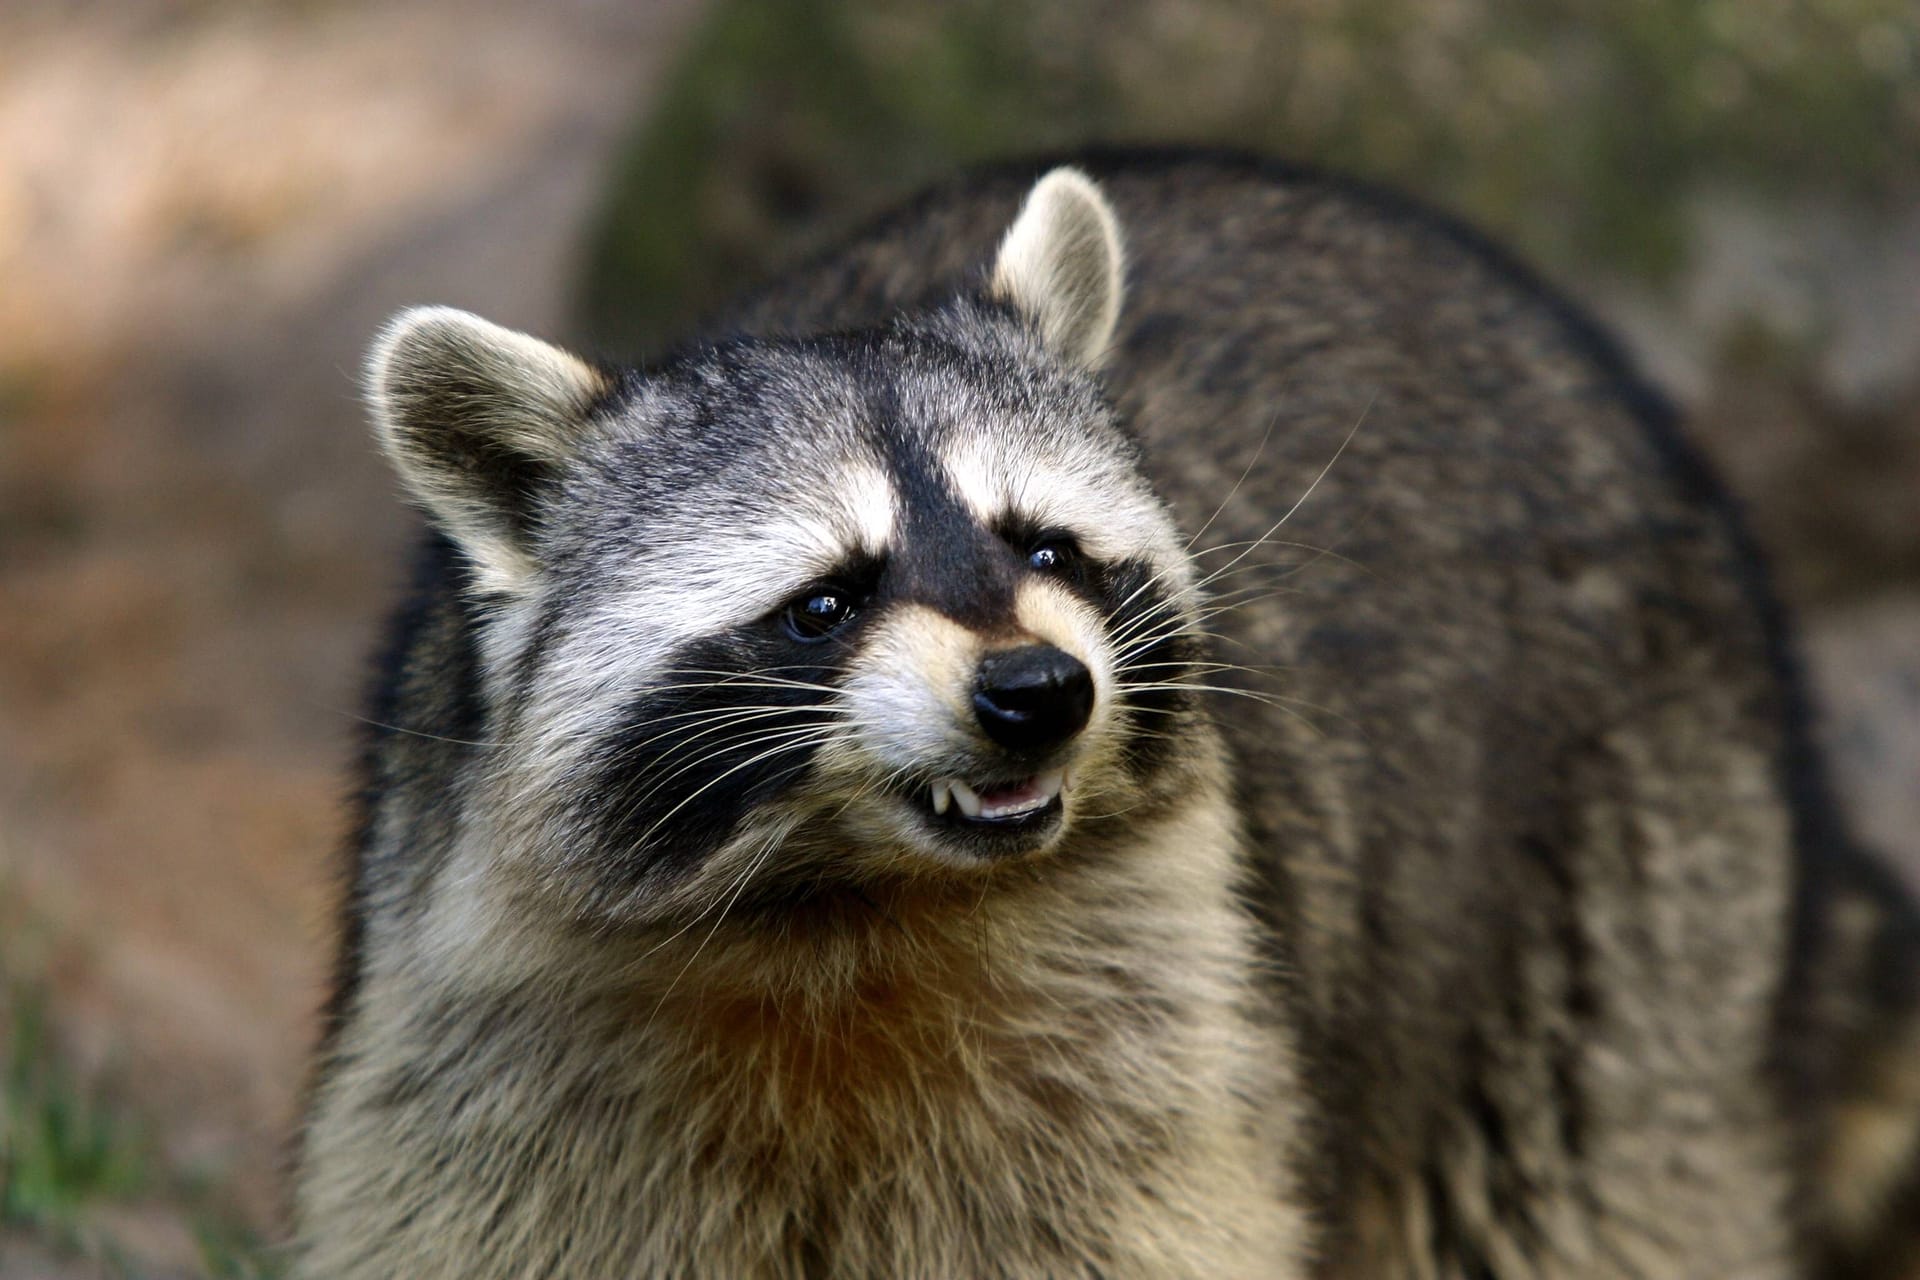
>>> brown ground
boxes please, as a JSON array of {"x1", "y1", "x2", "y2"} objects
[{"x1": 0, "y1": 1, "x2": 1914, "y2": 1273}]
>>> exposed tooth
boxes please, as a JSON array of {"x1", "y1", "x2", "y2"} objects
[
  {"x1": 981, "y1": 772, "x2": 1062, "y2": 820},
  {"x1": 936, "y1": 773, "x2": 1069, "y2": 822},
  {"x1": 982, "y1": 795, "x2": 1045, "y2": 819},
  {"x1": 949, "y1": 779, "x2": 982, "y2": 819},
  {"x1": 1061, "y1": 764, "x2": 1077, "y2": 792}
]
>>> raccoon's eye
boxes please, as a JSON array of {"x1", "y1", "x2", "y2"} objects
[
  {"x1": 783, "y1": 589, "x2": 856, "y2": 643},
  {"x1": 1027, "y1": 539, "x2": 1080, "y2": 577}
]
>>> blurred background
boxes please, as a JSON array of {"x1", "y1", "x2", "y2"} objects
[{"x1": 1, "y1": 0, "x2": 1915, "y2": 1274}]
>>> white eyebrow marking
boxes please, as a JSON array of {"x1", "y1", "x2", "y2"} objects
[
  {"x1": 942, "y1": 433, "x2": 1001, "y2": 528},
  {"x1": 679, "y1": 459, "x2": 895, "y2": 609},
  {"x1": 839, "y1": 460, "x2": 897, "y2": 556},
  {"x1": 940, "y1": 433, "x2": 1172, "y2": 563}
]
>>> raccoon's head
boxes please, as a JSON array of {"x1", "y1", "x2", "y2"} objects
[{"x1": 369, "y1": 170, "x2": 1215, "y2": 929}]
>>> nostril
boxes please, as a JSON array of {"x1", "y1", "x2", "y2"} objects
[{"x1": 973, "y1": 645, "x2": 1094, "y2": 753}]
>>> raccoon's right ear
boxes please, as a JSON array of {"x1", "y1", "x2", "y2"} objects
[{"x1": 367, "y1": 306, "x2": 611, "y2": 594}]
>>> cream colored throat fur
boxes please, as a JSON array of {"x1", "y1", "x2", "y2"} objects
[{"x1": 295, "y1": 790, "x2": 1306, "y2": 1279}]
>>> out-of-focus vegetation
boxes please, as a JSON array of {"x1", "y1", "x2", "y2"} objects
[
  {"x1": 578, "y1": 0, "x2": 1920, "y2": 356},
  {"x1": 2, "y1": 993, "x2": 147, "y2": 1250},
  {"x1": 1, "y1": 889, "x2": 279, "y2": 1278}
]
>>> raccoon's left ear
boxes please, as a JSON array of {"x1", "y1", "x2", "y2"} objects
[
  {"x1": 367, "y1": 306, "x2": 611, "y2": 594},
  {"x1": 989, "y1": 167, "x2": 1126, "y2": 370}
]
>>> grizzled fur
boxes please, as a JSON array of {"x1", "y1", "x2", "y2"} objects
[{"x1": 296, "y1": 151, "x2": 1920, "y2": 1278}]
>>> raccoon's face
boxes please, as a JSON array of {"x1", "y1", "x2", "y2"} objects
[{"x1": 369, "y1": 170, "x2": 1210, "y2": 926}]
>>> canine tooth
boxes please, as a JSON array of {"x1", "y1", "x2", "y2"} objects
[
  {"x1": 949, "y1": 780, "x2": 982, "y2": 819},
  {"x1": 1061, "y1": 764, "x2": 1077, "y2": 792},
  {"x1": 1035, "y1": 769, "x2": 1064, "y2": 801},
  {"x1": 931, "y1": 780, "x2": 952, "y2": 815}
]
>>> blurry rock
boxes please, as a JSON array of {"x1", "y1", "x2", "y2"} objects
[
  {"x1": 1690, "y1": 357, "x2": 1920, "y2": 607},
  {"x1": 1805, "y1": 595, "x2": 1920, "y2": 895}
]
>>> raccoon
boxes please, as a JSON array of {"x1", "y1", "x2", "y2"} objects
[{"x1": 294, "y1": 152, "x2": 1920, "y2": 1278}]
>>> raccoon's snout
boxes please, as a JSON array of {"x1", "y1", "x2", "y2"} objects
[{"x1": 972, "y1": 645, "x2": 1094, "y2": 754}]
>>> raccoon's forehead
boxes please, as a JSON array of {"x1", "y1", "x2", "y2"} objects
[{"x1": 573, "y1": 336, "x2": 1164, "y2": 564}]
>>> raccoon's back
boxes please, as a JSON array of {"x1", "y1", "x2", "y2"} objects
[{"x1": 724, "y1": 150, "x2": 1832, "y2": 1255}]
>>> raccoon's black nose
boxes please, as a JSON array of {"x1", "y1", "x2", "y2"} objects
[{"x1": 973, "y1": 645, "x2": 1094, "y2": 754}]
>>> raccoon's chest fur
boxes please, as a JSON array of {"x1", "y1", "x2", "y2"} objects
[{"x1": 301, "y1": 810, "x2": 1303, "y2": 1278}]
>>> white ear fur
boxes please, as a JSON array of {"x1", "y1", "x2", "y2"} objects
[
  {"x1": 989, "y1": 168, "x2": 1126, "y2": 369},
  {"x1": 367, "y1": 306, "x2": 609, "y2": 594}
]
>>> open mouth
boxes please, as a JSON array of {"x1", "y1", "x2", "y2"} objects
[{"x1": 925, "y1": 768, "x2": 1069, "y2": 832}]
